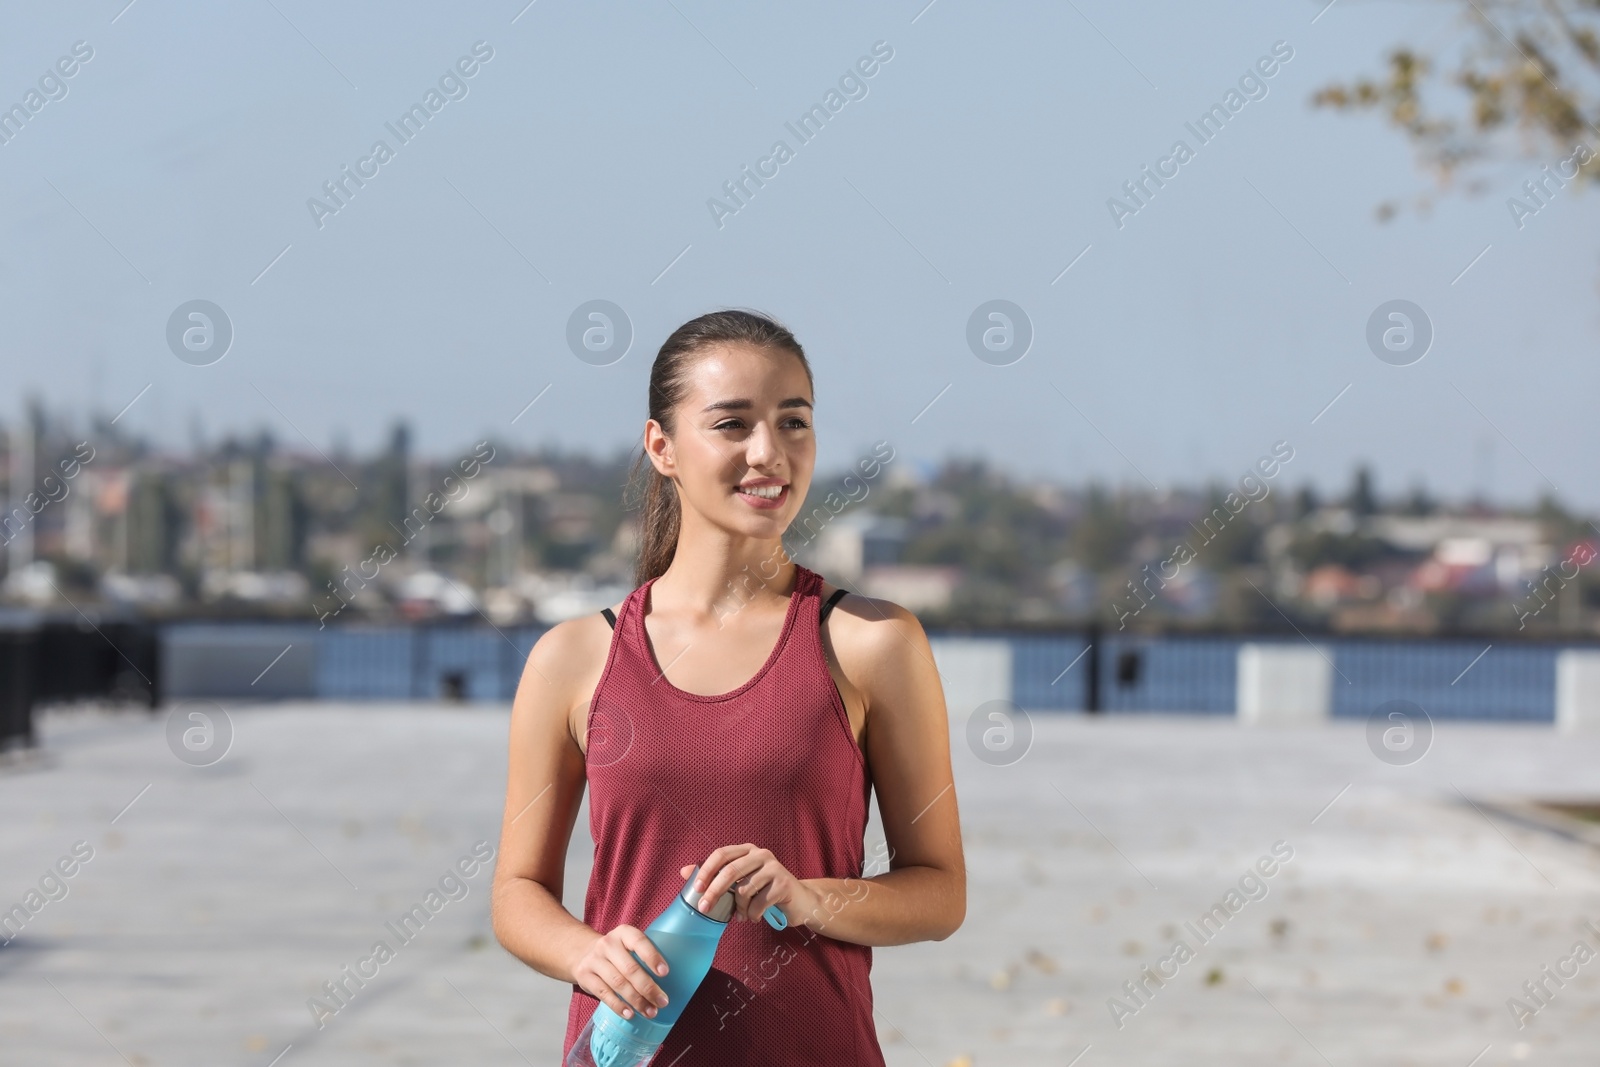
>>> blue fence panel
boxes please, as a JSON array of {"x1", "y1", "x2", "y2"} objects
[
  {"x1": 418, "y1": 628, "x2": 506, "y2": 702},
  {"x1": 158, "y1": 621, "x2": 1577, "y2": 720},
  {"x1": 1099, "y1": 635, "x2": 1239, "y2": 714},
  {"x1": 1329, "y1": 639, "x2": 1557, "y2": 722},
  {"x1": 314, "y1": 625, "x2": 544, "y2": 701},
  {"x1": 316, "y1": 627, "x2": 415, "y2": 699},
  {"x1": 1010, "y1": 634, "x2": 1090, "y2": 710}
]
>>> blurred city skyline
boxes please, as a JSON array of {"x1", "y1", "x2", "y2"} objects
[
  {"x1": 4, "y1": 394, "x2": 1589, "y2": 517},
  {"x1": 2, "y1": 1, "x2": 1598, "y2": 512},
  {"x1": 6, "y1": 399, "x2": 1594, "y2": 638}
]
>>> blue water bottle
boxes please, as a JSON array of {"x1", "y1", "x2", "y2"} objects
[{"x1": 565, "y1": 866, "x2": 788, "y2": 1067}]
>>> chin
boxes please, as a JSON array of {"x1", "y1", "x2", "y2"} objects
[{"x1": 728, "y1": 511, "x2": 791, "y2": 538}]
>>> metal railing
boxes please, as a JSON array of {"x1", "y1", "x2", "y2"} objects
[
  {"x1": 1, "y1": 618, "x2": 1590, "y2": 746},
  {"x1": 1006, "y1": 630, "x2": 1566, "y2": 722}
]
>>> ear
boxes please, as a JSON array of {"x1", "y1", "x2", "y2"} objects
[{"x1": 643, "y1": 418, "x2": 677, "y2": 478}]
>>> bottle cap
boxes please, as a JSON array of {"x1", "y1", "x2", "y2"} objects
[{"x1": 680, "y1": 866, "x2": 735, "y2": 923}]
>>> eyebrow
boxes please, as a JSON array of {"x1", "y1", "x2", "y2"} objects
[{"x1": 700, "y1": 397, "x2": 813, "y2": 413}]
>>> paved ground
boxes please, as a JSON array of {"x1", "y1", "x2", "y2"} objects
[{"x1": 2, "y1": 702, "x2": 1598, "y2": 1066}]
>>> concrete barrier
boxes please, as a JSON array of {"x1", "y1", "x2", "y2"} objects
[
  {"x1": 1237, "y1": 643, "x2": 1331, "y2": 726},
  {"x1": 162, "y1": 625, "x2": 318, "y2": 699},
  {"x1": 928, "y1": 637, "x2": 1011, "y2": 721},
  {"x1": 1555, "y1": 649, "x2": 1600, "y2": 733}
]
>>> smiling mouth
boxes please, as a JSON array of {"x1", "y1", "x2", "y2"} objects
[
  {"x1": 735, "y1": 483, "x2": 788, "y2": 507},
  {"x1": 737, "y1": 484, "x2": 785, "y2": 499}
]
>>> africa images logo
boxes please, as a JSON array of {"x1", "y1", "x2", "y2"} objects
[
  {"x1": 707, "y1": 41, "x2": 894, "y2": 229},
  {"x1": 1107, "y1": 41, "x2": 1294, "y2": 229},
  {"x1": 306, "y1": 42, "x2": 495, "y2": 230},
  {"x1": 307, "y1": 841, "x2": 496, "y2": 1028}
]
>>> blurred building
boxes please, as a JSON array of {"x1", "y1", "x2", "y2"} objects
[{"x1": 0, "y1": 402, "x2": 1592, "y2": 635}]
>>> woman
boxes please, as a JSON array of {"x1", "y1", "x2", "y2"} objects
[{"x1": 491, "y1": 309, "x2": 965, "y2": 1065}]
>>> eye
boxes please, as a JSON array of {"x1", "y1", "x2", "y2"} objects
[
  {"x1": 782, "y1": 417, "x2": 811, "y2": 429},
  {"x1": 712, "y1": 419, "x2": 746, "y2": 431}
]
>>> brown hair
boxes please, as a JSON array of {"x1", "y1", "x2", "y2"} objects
[{"x1": 626, "y1": 309, "x2": 812, "y2": 585}]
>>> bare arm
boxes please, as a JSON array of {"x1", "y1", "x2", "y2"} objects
[
  {"x1": 805, "y1": 597, "x2": 965, "y2": 946},
  {"x1": 490, "y1": 618, "x2": 672, "y2": 1021}
]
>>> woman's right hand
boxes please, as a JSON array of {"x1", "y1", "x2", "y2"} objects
[{"x1": 572, "y1": 925, "x2": 671, "y2": 1021}]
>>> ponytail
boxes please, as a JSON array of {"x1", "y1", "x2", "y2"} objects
[
  {"x1": 626, "y1": 453, "x2": 682, "y2": 587},
  {"x1": 625, "y1": 309, "x2": 812, "y2": 586}
]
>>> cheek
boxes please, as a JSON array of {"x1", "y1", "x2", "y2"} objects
[
  {"x1": 784, "y1": 451, "x2": 816, "y2": 500},
  {"x1": 789, "y1": 435, "x2": 817, "y2": 472},
  {"x1": 678, "y1": 436, "x2": 739, "y2": 496}
]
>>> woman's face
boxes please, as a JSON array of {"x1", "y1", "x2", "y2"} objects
[{"x1": 646, "y1": 343, "x2": 816, "y2": 541}]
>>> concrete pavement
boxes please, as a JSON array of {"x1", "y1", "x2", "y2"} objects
[{"x1": 2, "y1": 702, "x2": 1598, "y2": 1065}]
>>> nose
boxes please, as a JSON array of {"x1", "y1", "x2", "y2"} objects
[{"x1": 744, "y1": 420, "x2": 779, "y2": 469}]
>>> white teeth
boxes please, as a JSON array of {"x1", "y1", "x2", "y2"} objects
[{"x1": 739, "y1": 485, "x2": 784, "y2": 499}]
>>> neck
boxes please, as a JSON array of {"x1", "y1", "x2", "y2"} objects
[{"x1": 652, "y1": 511, "x2": 798, "y2": 618}]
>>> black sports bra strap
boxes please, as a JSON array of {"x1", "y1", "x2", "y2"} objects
[
  {"x1": 600, "y1": 607, "x2": 617, "y2": 630},
  {"x1": 818, "y1": 587, "x2": 848, "y2": 624}
]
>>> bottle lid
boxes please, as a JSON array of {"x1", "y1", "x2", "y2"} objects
[{"x1": 680, "y1": 866, "x2": 735, "y2": 923}]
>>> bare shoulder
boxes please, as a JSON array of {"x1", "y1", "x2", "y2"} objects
[
  {"x1": 818, "y1": 584, "x2": 935, "y2": 684},
  {"x1": 520, "y1": 604, "x2": 622, "y2": 701}
]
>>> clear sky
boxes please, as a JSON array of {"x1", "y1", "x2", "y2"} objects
[{"x1": 2, "y1": 0, "x2": 1596, "y2": 509}]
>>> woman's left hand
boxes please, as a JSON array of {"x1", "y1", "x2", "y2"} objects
[{"x1": 681, "y1": 844, "x2": 820, "y2": 926}]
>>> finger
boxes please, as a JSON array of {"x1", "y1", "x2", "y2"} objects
[
  {"x1": 697, "y1": 858, "x2": 748, "y2": 910},
  {"x1": 729, "y1": 871, "x2": 761, "y2": 921},
  {"x1": 690, "y1": 856, "x2": 731, "y2": 906},
  {"x1": 622, "y1": 928, "x2": 670, "y2": 980},
  {"x1": 701, "y1": 856, "x2": 762, "y2": 913},
  {"x1": 695, "y1": 843, "x2": 757, "y2": 890},
  {"x1": 692, "y1": 846, "x2": 737, "y2": 890},
  {"x1": 680, "y1": 864, "x2": 694, "y2": 880},
  {"x1": 594, "y1": 961, "x2": 642, "y2": 1019},
  {"x1": 610, "y1": 947, "x2": 668, "y2": 1011},
  {"x1": 746, "y1": 881, "x2": 774, "y2": 922},
  {"x1": 606, "y1": 933, "x2": 667, "y2": 1006}
]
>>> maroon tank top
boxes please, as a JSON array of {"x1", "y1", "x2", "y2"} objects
[{"x1": 564, "y1": 564, "x2": 885, "y2": 1066}]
